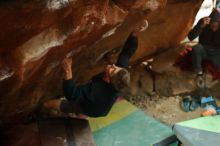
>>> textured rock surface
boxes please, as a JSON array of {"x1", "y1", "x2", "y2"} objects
[{"x1": 0, "y1": 0, "x2": 204, "y2": 127}]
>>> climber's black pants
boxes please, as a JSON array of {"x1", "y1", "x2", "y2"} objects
[{"x1": 191, "y1": 44, "x2": 220, "y2": 73}]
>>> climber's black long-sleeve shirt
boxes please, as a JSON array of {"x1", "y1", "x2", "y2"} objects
[{"x1": 63, "y1": 34, "x2": 138, "y2": 117}]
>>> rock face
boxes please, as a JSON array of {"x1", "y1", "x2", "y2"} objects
[{"x1": 0, "y1": 0, "x2": 203, "y2": 126}]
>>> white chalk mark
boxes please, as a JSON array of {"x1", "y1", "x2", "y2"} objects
[
  {"x1": 0, "y1": 67, "x2": 14, "y2": 81},
  {"x1": 47, "y1": 0, "x2": 77, "y2": 10},
  {"x1": 20, "y1": 26, "x2": 68, "y2": 64},
  {"x1": 65, "y1": 45, "x2": 85, "y2": 58},
  {"x1": 102, "y1": 27, "x2": 117, "y2": 39},
  {"x1": 47, "y1": 0, "x2": 69, "y2": 10},
  {"x1": 139, "y1": 20, "x2": 149, "y2": 32},
  {"x1": 144, "y1": 0, "x2": 159, "y2": 11}
]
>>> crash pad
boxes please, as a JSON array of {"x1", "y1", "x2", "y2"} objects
[
  {"x1": 88, "y1": 100, "x2": 177, "y2": 146},
  {"x1": 173, "y1": 115, "x2": 220, "y2": 146}
]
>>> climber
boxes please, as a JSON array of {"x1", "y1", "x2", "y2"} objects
[
  {"x1": 188, "y1": 9, "x2": 220, "y2": 79},
  {"x1": 43, "y1": 20, "x2": 148, "y2": 118}
]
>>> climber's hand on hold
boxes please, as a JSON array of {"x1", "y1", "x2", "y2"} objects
[{"x1": 62, "y1": 58, "x2": 73, "y2": 80}]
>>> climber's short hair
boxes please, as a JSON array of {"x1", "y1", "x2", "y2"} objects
[{"x1": 110, "y1": 68, "x2": 130, "y2": 92}]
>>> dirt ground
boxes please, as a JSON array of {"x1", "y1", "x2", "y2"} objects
[{"x1": 129, "y1": 94, "x2": 220, "y2": 126}]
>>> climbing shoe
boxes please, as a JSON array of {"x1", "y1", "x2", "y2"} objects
[
  {"x1": 180, "y1": 97, "x2": 191, "y2": 112},
  {"x1": 196, "y1": 74, "x2": 205, "y2": 88},
  {"x1": 180, "y1": 97, "x2": 200, "y2": 112},
  {"x1": 189, "y1": 99, "x2": 200, "y2": 111}
]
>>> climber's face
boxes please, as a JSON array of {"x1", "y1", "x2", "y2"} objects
[
  {"x1": 210, "y1": 21, "x2": 220, "y2": 32},
  {"x1": 105, "y1": 64, "x2": 122, "y2": 77}
]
